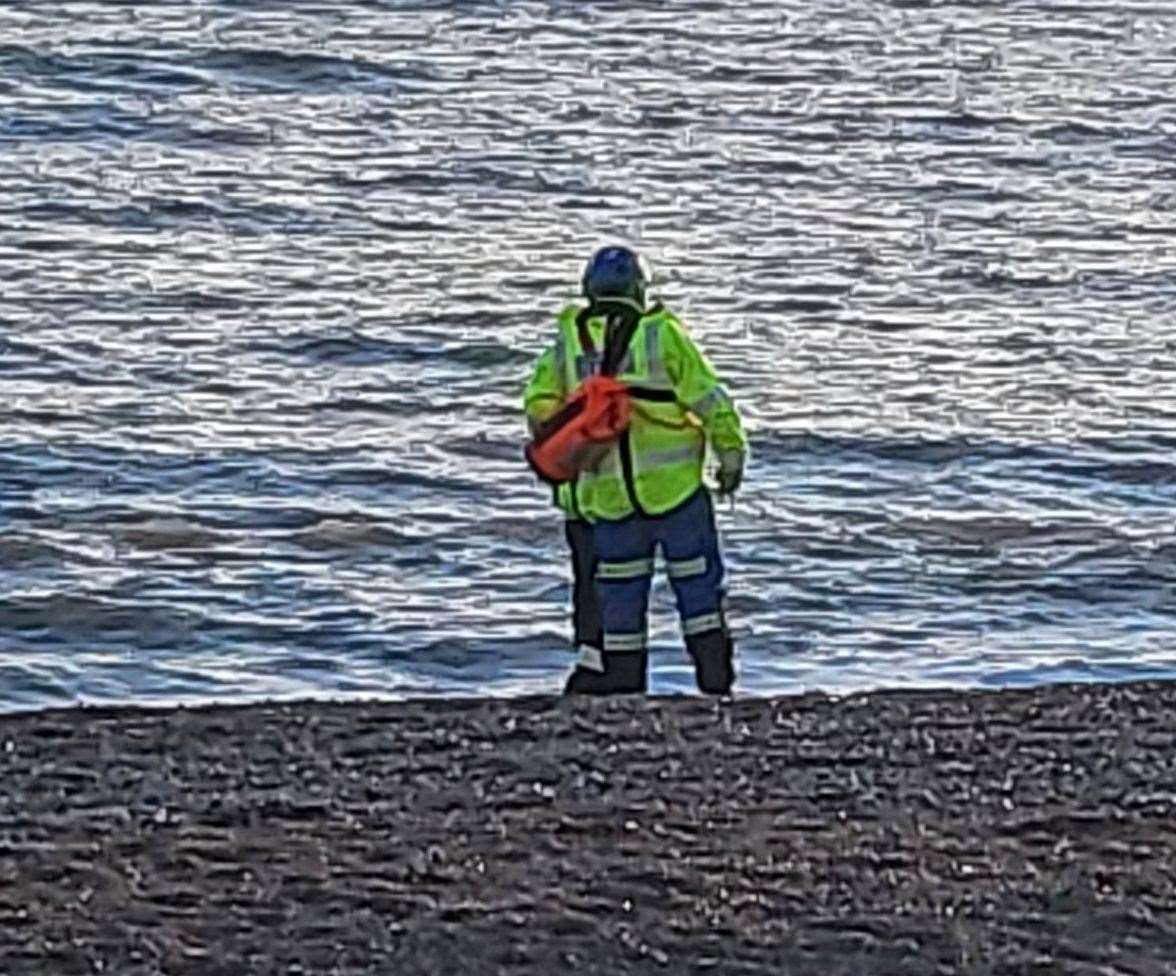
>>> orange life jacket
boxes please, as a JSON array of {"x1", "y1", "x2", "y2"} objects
[{"x1": 524, "y1": 375, "x2": 631, "y2": 484}]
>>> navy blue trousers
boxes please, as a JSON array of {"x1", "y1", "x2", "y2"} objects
[{"x1": 565, "y1": 488, "x2": 732, "y2": 694}]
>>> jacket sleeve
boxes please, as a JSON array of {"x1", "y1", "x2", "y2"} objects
[
  {"x1": 522, "y1": 341, "x2": 566, "y2": 436},
  {"x1": 659, "y1": 317, "x2": 747, "y2": 454}
]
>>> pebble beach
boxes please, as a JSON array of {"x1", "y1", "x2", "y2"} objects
[{"x1": 2, "y1": 679, "x2": 1174, "y2": 975}]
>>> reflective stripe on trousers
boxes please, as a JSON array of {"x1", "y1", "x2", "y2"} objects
[
  {"x1": 602, "y1": 632, "x2": 647, "y2": 652},
  {"x1": 597, "y1": 557, "x2": 655, "y2": 580},
  {"x1": 577, "y1": 644, "x2": 604, "y2": 672},
  {"x1": 667, "y1": 555, "x2": 706, "y2": 579},
  {"x1": 682, "y1": 611, "x2": 723, "y2": 636}
]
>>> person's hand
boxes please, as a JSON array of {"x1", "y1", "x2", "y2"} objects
[{"x1": 715, "y1": 449, "x2": 744, "y2": 495}]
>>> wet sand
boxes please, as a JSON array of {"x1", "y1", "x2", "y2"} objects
[{"x1": 1, "y1": 680, "x2": 1174, "y2": 975}]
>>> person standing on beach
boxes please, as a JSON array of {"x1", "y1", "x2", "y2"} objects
[{"x1": 523, "y1": 246, "x2": 747, "y2": 695}]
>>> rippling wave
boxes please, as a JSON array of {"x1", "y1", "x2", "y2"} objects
[{"x1": 2, "y1": 1, "x2": 1175, "y2": 711}]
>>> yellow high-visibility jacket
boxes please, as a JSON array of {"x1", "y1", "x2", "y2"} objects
[{"x1": 523, "y1": 303, "x2": 746, "y2": 522}]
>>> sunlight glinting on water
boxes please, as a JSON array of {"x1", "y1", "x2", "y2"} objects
[{"x1": 1, "y1": 1, "x2": 1175, "y2": 709}]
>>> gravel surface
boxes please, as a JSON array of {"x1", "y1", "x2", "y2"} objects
[{"x1": 2, "y1": 681, "x2": 1175, "y2": 975}]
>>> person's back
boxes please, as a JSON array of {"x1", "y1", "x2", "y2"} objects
[{"x1": 524, "y1": 245, "x2": 747, "y2": 695}]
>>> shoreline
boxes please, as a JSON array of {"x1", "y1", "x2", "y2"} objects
[{"x1": 2, "y1": 679, "x2": 1174, "y2": 974}]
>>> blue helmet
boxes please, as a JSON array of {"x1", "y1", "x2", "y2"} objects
[{"x1": 581, "y1": 246, "x2": 649, "y2": 310}]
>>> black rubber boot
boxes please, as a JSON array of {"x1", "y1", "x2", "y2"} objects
[
  {"x1": 686, "y1": 630, "x2": 734, "y2": 695},
  {"x1": 563, "y1": 651, "x2": 647, "y2": 695}
]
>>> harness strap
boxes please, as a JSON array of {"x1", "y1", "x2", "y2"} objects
[
  {"x1": 572, "y1": 303, "x2": 670, "y2": 520},
  {"x1": 575, "y1": 303, "x2": 666, "y2": 378},
  {"x1": 627, "y1": 386, "x2": 676, "y2": 403}
]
